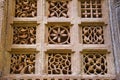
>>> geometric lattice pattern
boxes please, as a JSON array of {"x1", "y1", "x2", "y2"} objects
[
  {"x1": 48, "y1": 1, "x2": 69, "y2": 18},
  {"x1": 48, "y1": 25, "x2": 70, "y2": 44},
  {"x1": 83, "y1": 53, "x2": 107, "y2": 75},
  {"x1": 48, "y1": 53, "x2": 71, "y2": 74},
  {"x1": 81, "y1": 0, "x2": 102, "y2": 18},
  {"x1": 10, "y1": 54, "x2": 35, "y2": 74},
  {"x1": 82, "y1": 26, "x2": 104, "y2": 44},
  {"x1": 15, "y1": 0, "x2": 37, "y2": 17},
  {"x1": 13, "y1": 26, "x2": 36, "y2": 44}
]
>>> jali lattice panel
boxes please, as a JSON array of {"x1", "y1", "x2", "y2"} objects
[
  {"x1": 82, "y1": 52, "x2": 107, "y2": 75},
  {"x1": 80, "y1": 0, "x2": 102, "y2": 18},
  {"x1": 48, "y1": 25, "x2": 70, "y2": 44},
  {"x1": 48, "y1": 1, "x2": 69, "y2": 18},
  {"x1": 15, "y1": 0, "x2": 37, "y2": 17},
  {"x1": 47, "y1": 53, "x2": 71, "y2": 74},
  {"x1": 13, "y1": 26, "x2": 36, "y2": 44},
  {"x1": 10, "y1": 53, "x2": 36, "y2": 74},
  {"x1": 82, "y1": 25, "x2": 104, "y2": 44}
]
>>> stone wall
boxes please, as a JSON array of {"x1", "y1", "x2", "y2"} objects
[
  {"x1": 0, "y1": 0, "x2": 6, "y2": 77},
  {"x1": 109, "y1": 0, "x2": 120, "y2": 80}
]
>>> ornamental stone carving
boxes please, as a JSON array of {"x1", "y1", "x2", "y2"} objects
[
  {"x1": 10, "y1": 54, "x2": 35, "y2": 74},
  {"x1": 15, "y1": 0, "x2": 37, "y2": 17},
  {"x1": 48, "y1": 25, "x2": 70, "y2": 44},
  {"x1": 48, "y1": 53, "x2": 71, "y2": 74},
  {"x1": 82, "y1": 26, "x2": 104, "y2": 44},
  {"x1": 48, "y1": 1, "x2": 69, "y2": 18},
  {"x1": 83, "y1": 53, "x2": 107, "y2": 75},
  {"x1": 81, "y1": 0, "x2": 102, "y2": 18},
  {"x1": 13, "y1": 26, "x2": 36, "y2": 44}
]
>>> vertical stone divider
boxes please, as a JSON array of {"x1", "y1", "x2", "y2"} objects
[{"x1": 71, "y1": 0, "x2": 81, "y2": 75}]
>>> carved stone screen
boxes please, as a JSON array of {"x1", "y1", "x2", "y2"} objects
[
  {"x1": 83, "y1": 53, "x2": 107, "y2": 75},
  {"x1": 82, "y1": 25, "x2": 104, "y2": 44},
  {"x1": 3, "y1": 0, "x2": 115, "y2": 79},
  {"x1": 15, "y1": 0, "x2": 37, "y2": 17},
  {"x1": 47, "y1": 53, "x2": 71, "y2": 74},
  {"x1": 10, "y1": 53, "x2": 36, "y2": 74},
  {"x1": 48, "y1": 25, "x2": 70, "y2": 44},
  {"x1": 48, "y1": 1, "x2": 69, "y2": 18},
  {"x1": 80, "y1": 0, "x2": 102, "y2": 18},
  {"x1": 13, "y1": 26, "x2": 36, "y2": 44}
]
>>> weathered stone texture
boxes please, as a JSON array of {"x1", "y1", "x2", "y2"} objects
[
  {"x1": 109, "y1": 0, "x2": 120, "y2": 80},
  {"x1": 0, "y1": 0, "x2": 4, "y2": 73}
]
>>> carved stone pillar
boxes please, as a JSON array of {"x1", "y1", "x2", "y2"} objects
[{"x1": 109, "y1": 0, "x2": 120, "y2": 80}]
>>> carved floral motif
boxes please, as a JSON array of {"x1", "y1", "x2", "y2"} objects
[
  {"x1": 48, "y1": 53, "x2": 71, "y2": 74},
  {"x1": 48, "y1": 1, "x2": 69, "y2": 18},
  {"x1": 82, "y1": 26, "x2": 104, "y2": 44},
  {"x1": 15, "y1": 0, "x2": 37, "y2": 17},
  {"x1": 48, "y1": 25, "x2": 70, "y2": 44},
  {"x1": 13, "y1": 26, "x2": 36, "y2": 44},
  {"x1": 83, "y1": 53, "x2": 107, "y2": 75},
  {"x1": 10, "y1": 54, "x2": 35, "y2": 74}
]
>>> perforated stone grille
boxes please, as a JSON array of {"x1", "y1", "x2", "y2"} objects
[
  {"x1": 82, "y1": 26, "x2": 104, "y2": 44},
  {"x1": 13, "y1": 26, "x2": 36, "y2": 44},
  {"x1": 47, "y1": 53, "x2": 71, "y2": 74},
  {"x1": 81, "y1": 0, "x2": 102, "y2": 18},
  {"x1": 3, "y1": 76, "x2": 116, "y2": 80},
  {"x1": 83, "y1": 53, "x2": 107, "y2": 75},
  {"x1": 48, "y1": 25, "x2": 70, "y2": 44},
  {"x1": 48, "y1": 1, "x2": 69, "y2": 18},
  {"x1": 15, "y1": 0, "x2": 37, "y2": 17},
  {"x1": 10, "y1": 54, "x2": 35, "y2": 74}
]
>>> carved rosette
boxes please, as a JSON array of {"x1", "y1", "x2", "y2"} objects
[
  {"x1": 48, "y1": 25, "x2": 70, "y2": 44},
  {"x1": 10, "y1": 54, "x2": 35, "y2": 74},
  {"x1": 15, "y1": 0, "x2": 37, "y2": 17},
  {"x1": 13, "y1": 26, "x2": 36, "y2": 44},
  {"x1": 48, "y1": 53, "x2": 71, "y2": 74},
  {"x1": 48, "y1": 1, "x2": 69, "y2": 18}
]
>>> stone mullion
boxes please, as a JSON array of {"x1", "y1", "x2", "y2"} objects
[{"x1": 71, "y1": 0, "x2": 81, "y2": 75}]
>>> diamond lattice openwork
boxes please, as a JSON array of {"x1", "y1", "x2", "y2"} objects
[
  {"x1": 83, "y1": 53, "x2": 107, "y2": 75},
  {"x1": 10, "y1": 54, "x2": 35, "y2": 74},
  {"x1": 15, "y1": 0, "x2": 37, "y2": 17},
  {"x1": 48, "y1": 1, "x2": 69, "y2": 18},
  {"x1": 81, "y1": 0, "x2": 102, "y2": 18},
  {"x1": 48, "y1": 25, "x2": 70, "y2": 44},
  {"x1": 82, "y1": 26, "x2": 104, "y2": 44},
  {"x1": 13, "y1": 26, "x2": 36, "y2": 44},
  {"x1": 48, "y1": 53, "x2": 71, "y2": 74}
]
